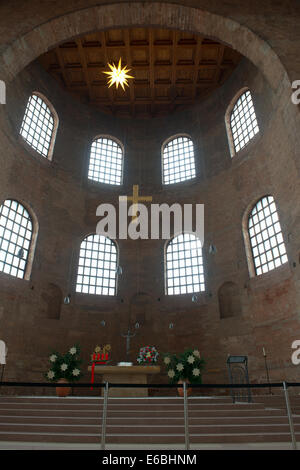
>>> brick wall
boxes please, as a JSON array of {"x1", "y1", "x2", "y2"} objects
[{"x1": 0, "y1": 3, "x2": 299, "y2": 391}]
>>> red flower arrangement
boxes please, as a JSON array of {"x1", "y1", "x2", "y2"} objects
[{"x1": 137, "y1": 346, "x2": 159, "y2": 364}]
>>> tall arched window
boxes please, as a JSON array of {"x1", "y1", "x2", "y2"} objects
[
  {"x1": 247, "y1": 195, "x2": 288, "y2": 276},
  {"x1": 162, "y1": 135, "x2": 196, "y2": 185},
  {"x1": 0, "y1": 199, "x2": 35, "y2": 279},
  {"x1": 226, "y1": 89, "x2": 259, "y2": 156},
  {"x1": 88, "y1": 136, "x2": 123, "y2": 185},
  {"x1": 76, "y1": 234, "x2": 118, "y2": 296},
  {"x1": 165, "y1": 233, "x2": 205, "y2": 295},
  {"x1": 20, "y1": 92, "x2": 58, "y2": 159}
]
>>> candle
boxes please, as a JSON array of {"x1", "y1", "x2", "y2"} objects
[{"x1": 263, "y1": 347, "x2": 266, "y2": 356}]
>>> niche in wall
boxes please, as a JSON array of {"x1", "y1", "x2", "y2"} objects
[
  {"x1": 42, "y1": 283, "x2": 63, "y2": 320},
  {"x1": 218, "y1": 281, "x2": 242, "y2": 319}
]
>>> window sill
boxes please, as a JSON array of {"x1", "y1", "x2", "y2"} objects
[
  {"x1": 230, "y1": 132, "x2": 261, "y2": 165},
  {"x1": 246, "y1": 262, "x2": 292, "y2": 291},
  {"x1": 18, "y1": 135, "x2": 53, "y2": 165}
]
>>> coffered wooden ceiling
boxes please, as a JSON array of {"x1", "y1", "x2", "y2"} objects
[{"x1": 38, "y1": 28, "x2": 242, "y2": 118}]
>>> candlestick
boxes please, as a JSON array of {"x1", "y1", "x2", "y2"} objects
[{"x1": 263, "y1": 348, "x2": 272, "y2": 395}]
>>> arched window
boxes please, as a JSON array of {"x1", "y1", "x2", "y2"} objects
[
  {"x1": 247, "y1": 195, "x2": 288, "y2": 276},
  {"x1": 88, "y1": 136, "x2": 123, "y2": 185},
  {"x1": 0, "y1": 199, "x2": 34, "y2": 279},
  {"x1": 76, "y1": 234, "x2": 118, "y2": 296},
  {"x1": 165, "y1": 233, "x2": 205, "y2": 295},
  {"x1": 20, "y1": 92, "x2": 58, "y2": 159},
  {"x1": 226, "y1": 89, "x2": 259, "y2": 156},
  {"x1": 162, "y1": 135, "x2": 196, "y2": 185}
]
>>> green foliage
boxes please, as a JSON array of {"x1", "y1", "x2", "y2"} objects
[
  {"x1": 162, "y1": 348, "x2": 205, "y2": 384},
  {"x1": 44, "y1": 344, "x2": 83, "y2": 382}
]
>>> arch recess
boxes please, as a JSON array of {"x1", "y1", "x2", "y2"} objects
[{"x1": 0, "y1": 2, "x2": 291, "y2": 98}]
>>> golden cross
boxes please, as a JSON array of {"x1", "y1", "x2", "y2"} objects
[{"x1": 123, "y1": 184, "x2": 153, "y2": 221}]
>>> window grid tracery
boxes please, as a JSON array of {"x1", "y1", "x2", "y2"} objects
[
  {"x1": 166, "y1": 233, "x2": 205, "y2": 295},
  {"x1": 162, "y1": 136, "x2": 196, "y2": 185},
  {"x1": 20, "y1": 94, "x2": 54, "y2": 158},
  {"x1": 0, "y1": 200, "x2": 33, "y2": 279},
  {"x1": 88, "y1": 137, "x2": 123, "y2": 185},
  {"x1": 76, "y1": 234, "x2": 117, "y2": 296},
  {"x1": 248, "y1": 196, "x2": 288, "y2": 275},
  {"x1": 230, "y1": 90, "x2": 259, "y2": 154}
]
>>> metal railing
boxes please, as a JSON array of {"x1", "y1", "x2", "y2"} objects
[{"x1": 0, "y1": 380, "x2": 299, "y2": 450}]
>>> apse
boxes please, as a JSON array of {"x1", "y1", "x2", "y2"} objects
[{"x1": 0, "y1": 22, "x2": 299, "y2": 389}]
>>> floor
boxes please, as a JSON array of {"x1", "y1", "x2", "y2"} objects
[{"x1": 0, "y1": 441, "x2": 297, "y2": 450}]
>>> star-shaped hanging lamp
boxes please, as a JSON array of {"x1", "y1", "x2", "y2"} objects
[{"x1": 103, "y1": 58, "x2": 134, "y2": 91}]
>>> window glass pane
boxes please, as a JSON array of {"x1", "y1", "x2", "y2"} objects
[
  {"x1": 248, "y1": 196, "x2": 287, "y2": 275},
  {"x1": 0, "y1": 200, "x2": 33, "y2": 278},
  {"x1": 162, "y1": 136, "x2": 196, "y2": 185},
  {"x1": 20, "y1": 94, "x2": 54, "y2": 158},
  {"x1": 165, "y1": 233, "x2": 205, "y2": 295},
  {"x1": 88, "y1": 137, "x2": 123, "y2": 185},
  {"x1": 230, "y1": 91, "x2": 259, "y2": 155},
  {"x1": 75, "y1": 234, "x2": 117, "y2": 296}
]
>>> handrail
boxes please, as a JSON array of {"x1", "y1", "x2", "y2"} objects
[
  {"x1": 283, "y1": 381, "x2": 297, "y2": 450},
  {"x1": 183, "y1": 381, "x2": 189, "y2": 450},
  {"x1": 101, "y1": 382, "x2": 109, "y2": 450},
  {"x1": 2, "y1": 381, "x2": 300, "y2": 387},
  {"x1": 0, "y1": 380, "x2": 299, "y2": 450}
]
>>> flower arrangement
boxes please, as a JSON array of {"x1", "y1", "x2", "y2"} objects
[
  {"x1": 45, "y1": 344, "x2": 83, "y2": 382},
  {"x1": 137, "y1": 346, "x2": 159, "y2": 364},
  {"x1": 163, "y1": 348, "x2": 205, "y2": 384}
]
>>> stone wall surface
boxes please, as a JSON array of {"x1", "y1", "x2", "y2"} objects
[{"x1": 0, "y1": 0, "x2": 299, "y2": 393}]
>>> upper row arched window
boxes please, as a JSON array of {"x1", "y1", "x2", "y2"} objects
[
  {"x1": 162, "y1": 135, "x2": 196, "y2": 185},
  {"x1": 88, "y1": 136, "x2": 123, "y2": 186},
  {"x1": 20, "y1": 92, "x2": 58, "y2": 160},
  {"x1": 246, "y1": 195, "x2": 288, "y2": 276},
  {"x1": 19, "y1": 88, "x2": 260, "y2": 184},
  {"x1": 226, "y1": 88, "x2": 259, "y2": 157}
]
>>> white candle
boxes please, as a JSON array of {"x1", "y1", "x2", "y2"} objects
[{"x1": 263, "y1": 347, "x2": 266, "y2": 356}]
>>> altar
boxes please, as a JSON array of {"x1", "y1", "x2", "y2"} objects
[{"x1": 87, "y1": 365, "x2": 161, "y2": 397}]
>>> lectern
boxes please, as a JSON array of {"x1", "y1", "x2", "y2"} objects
[{"x1": 227, "y1": 355, "x2": 252, "y2": 403}]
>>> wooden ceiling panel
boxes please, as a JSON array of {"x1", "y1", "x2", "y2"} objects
[
  {"x1": 38, "y1": 27, "x2": 242, "y2": 118},
  {"x1": 131, "y1": 47, "x2": 149, "y2": 66}
]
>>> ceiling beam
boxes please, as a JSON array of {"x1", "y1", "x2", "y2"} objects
[
  {"x1": 55, "y1": 47, "x2": 70, "y2": 88},
  {"x1": 75, "y1": 38, "x2": 94, "y2": 102},
  {"x1": 100, "y1": 31, "x2": 115, "y2": 111},
  {"x1": 148, "y1": 29, "x2": 155, "y2": 116},
  {"x1": 124, "y1": 29, "x2": 135, "y2": 116}
]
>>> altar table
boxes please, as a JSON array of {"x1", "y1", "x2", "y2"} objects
[{"x1": 87, "y1": 365, "x2": 161, "y2": 397}]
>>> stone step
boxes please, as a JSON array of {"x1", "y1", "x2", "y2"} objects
[
  {"x1": 0, "y1": 395, "x2": 295, "y2": 445},
  {"x1": 0, "y1": 430, "x2": 296, "y2": 444},
  {"x1": 0, "y1": 407, "x2": 286, "y2": 418},
  {"x1": 0, "y1": 422, "x2": 299, "y2": 435},
  {"x1": 0, "y1": 400, "x2": 265, "y2": 411},
  {"x1": 0, "y1": 396, "x2": 233, "y2": 404},
  {"x1": 0, "y1": 414, "x2": 294, "y2": 426}
]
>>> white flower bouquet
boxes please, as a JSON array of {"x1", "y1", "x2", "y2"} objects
[
  {"x1": 45, "y1": 344, "x2": 83, "y2": 382},
  {"x1": 163, "y1": 348, "x2": 205, "y2": 384}
]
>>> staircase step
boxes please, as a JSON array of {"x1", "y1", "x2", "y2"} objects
[
  {"x1": 0, "y1": 414, "x2": 294, "y2": 426},
  {"x1": 0, "y1": 395, "x2": 296, "y2": 446}
]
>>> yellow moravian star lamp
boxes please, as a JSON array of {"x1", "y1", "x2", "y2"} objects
[{"x1": 103, "y1": 58, "x2": 134, "y2": 91}]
